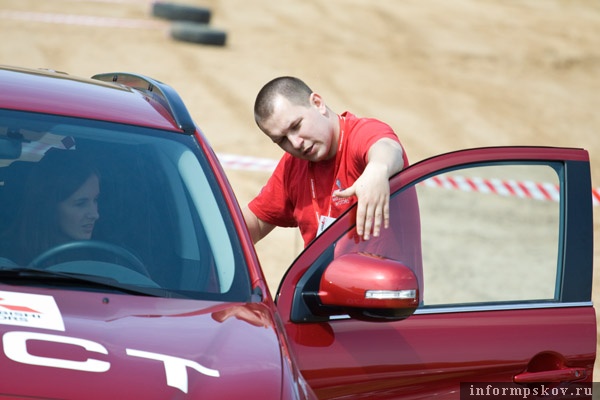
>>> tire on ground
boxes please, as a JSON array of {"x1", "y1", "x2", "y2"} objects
[
  {"x1": 152, "y1": 2, "x2": 211, "y2": 24},
  {"x1": 170, "y1": 22, "x2": 227, "y2": 46}
]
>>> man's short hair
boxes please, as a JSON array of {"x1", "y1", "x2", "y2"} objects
[{"x1": 254, "y1": 76, "x2": 313, "y2": 124}]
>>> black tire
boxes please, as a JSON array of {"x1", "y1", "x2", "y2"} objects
[
  {"x1": 170, "y1": 22, "x2": 227, "y2": 46},
  {"x1": 152, "y1": 2, "x2": 211, "y2": 24}
]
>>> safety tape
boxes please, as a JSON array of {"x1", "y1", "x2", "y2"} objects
[
  {"x1": 217, "y1": 153, "x2": 278, "y2": 172},
  {"x1": 421, "y1": 175, "x2": 600, "y2": 206},
  {"x1": 423, "y1": 175, "x2": 561, "y2": 202},
  {"x1": 0, "y1": 10, "x2": 165, "y2": 29},
  {"x1": 216, "y1": 153, "x2": 600, "y2": 206}
]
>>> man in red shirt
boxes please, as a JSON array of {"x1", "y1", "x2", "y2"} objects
[{"x1": 243, "y1": 76, "x2": 408, "y2": 247}]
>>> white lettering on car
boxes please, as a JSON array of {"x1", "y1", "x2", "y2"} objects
[
  {"x1": 127, "y1": 349, "x2": 220, "y2": 394},
  {"x1": 2, "y1": 331, "x2": 220, "y2": 393},
  {"x1": 3, "y1": 331, "x2": 110, "y2": 372}
]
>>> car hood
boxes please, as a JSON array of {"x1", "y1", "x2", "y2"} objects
[{"x1": 0, "y1": 286, "x2": 285, "y2": 399}]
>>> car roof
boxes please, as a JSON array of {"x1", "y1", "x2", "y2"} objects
[{"x1": 0, "y1": 65, "x2": 192, "y2": 133}]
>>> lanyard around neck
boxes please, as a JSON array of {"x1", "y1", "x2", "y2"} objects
[{"x1": 308, "y1": 115, "x2": 345, "y2": 224}]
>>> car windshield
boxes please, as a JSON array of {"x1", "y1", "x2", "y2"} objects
[{"x1": 0, "y1": 110, "x2": 251, "y2": 301}]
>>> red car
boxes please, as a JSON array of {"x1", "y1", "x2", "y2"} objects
[{"x1": 0, "y1": 65, "x2": 595, "y2": 399}]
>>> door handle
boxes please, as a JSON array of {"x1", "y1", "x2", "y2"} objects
[{"x1": 514, "y1": 368, "x2": 587, "y2": 383}]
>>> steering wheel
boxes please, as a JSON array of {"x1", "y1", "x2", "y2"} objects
[{"x1": 29, "y1": 240, "x2": 150, "y2": 277}]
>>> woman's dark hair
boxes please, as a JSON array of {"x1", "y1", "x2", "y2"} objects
[{"x1": 12, "y1": 149, "x2": 100, "y2": 264}]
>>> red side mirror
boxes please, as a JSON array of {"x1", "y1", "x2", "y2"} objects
[{"x1": 318, "y1": 252, "x2": 420, "y2": 322}]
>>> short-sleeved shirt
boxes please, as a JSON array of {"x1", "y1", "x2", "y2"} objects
[{"x1": 249, "y1": 111, "x2": 408, "y2": 247}]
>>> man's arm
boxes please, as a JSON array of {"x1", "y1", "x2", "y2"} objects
[
  {"x1": 333, "y1": 137, "x2": 404, "y2": 240},
  {"x1": 242, "y1": 205, "x2": 276, "y2": 244}
]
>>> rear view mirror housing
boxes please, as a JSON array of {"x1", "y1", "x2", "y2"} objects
[{"x1": 299, "y1": 252, "x2": 420, "y2": 323}]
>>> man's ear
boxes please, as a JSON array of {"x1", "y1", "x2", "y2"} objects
[{"x1": 310, "y1": 92, "x2": 327, "y2": 113}]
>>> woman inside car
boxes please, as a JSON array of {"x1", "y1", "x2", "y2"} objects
[{"x1": 5, "y1": 149, "x2": 100, "y2": 266}]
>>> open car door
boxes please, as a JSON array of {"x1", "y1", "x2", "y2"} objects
[{"x1": 276, "y1": 146, "x2": 596, "y2": 399}]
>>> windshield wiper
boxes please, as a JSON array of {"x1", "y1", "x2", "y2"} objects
[{"x1": 0, "y1": 267, "x2": 187, "y2": 298}]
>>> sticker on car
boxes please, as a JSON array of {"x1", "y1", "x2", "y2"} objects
[{"x1": 0, "y1": 290, "x2": 65, "y2": 331}]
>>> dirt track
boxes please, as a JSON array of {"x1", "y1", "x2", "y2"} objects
[{"x1": 1, "y1": 0, "x2": 599, "y2": 378}]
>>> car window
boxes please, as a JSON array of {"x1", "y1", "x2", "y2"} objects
[
  {"x1": 331, "y1": 162, "x2": 562, "y2": 309},
  {"x1": 0, "y1": 110, "x2": 251, "y2": 301},
  {"x1": 417, "y1": 164, "x2": 559, "y2": 306}
]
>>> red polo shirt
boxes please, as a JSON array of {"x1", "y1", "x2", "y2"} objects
[{"x1": 249, "y1": 112, "x2": 408, "y2": 247}]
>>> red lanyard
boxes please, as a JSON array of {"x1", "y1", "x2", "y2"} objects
[{"x1": 308, "y1": 115, "x2": 345, "y2": 225}]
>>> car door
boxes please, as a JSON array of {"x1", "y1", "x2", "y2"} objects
[{"x1": 276, "y1": 147, "x2": 596, "y2": 399}]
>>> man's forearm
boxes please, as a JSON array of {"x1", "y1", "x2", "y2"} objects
[
  {"x1": 367, "y1": 138, "x2": 405, "y2": 177},
  {"x1": 242, "y1": 206, "x2": 275, "y2": 244}
]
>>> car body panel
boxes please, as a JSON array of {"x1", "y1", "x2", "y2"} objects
[
  {"x1": 0, "y1": 66, "x2": 182, "y2": 132},
  {"x1": 281, "y1": 307, "x2": 595, "y2": 399},
  {"x1": 0, "y1": 286, "x2": 285, "y2": 399}
]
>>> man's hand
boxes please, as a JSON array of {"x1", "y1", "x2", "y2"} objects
[{"x1": 333, "y1": 138, "x2": 404, "y2": 240}]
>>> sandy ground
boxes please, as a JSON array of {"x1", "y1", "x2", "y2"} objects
[{"x1": 1, "y1": 0, "x2": 599, "y2": 380}]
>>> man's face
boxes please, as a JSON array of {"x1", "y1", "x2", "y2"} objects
[{"x1": 260, "y1": 93, "x2": 337, "y2": 162}]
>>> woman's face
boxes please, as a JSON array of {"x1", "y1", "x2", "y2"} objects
[{"x1": 57, "y1": 174, "x2": 100, "y2": 241}]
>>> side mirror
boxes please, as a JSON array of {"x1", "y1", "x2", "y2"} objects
[{"x1": 316, "y1": 252, "x2": 420, "y2": 322}]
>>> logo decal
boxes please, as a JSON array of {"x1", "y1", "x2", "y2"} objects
[{"x1": 0, "y1": 291, "x2": 65, "y2": 331}]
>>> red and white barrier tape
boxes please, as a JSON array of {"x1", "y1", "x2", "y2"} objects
[
  {"x1": 218, "y1": 153, "x2": 278, "y2": 172},
  {"x1": 217, "y1": 153, "x2": 600, "y2": 206},
  {"x1": 422, "y1": 175, "x2": 600, "y2": 206},
  {"x1": 0, "y1": 10, "x2": 165, "y2": 29},
  {"x1": 423, "y1": 175, "x2": 561, "y2": 202}
]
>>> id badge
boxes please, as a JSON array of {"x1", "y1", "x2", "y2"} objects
[{"x1": 317, "y1": 215, "x2": 336, "y2": 236}]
